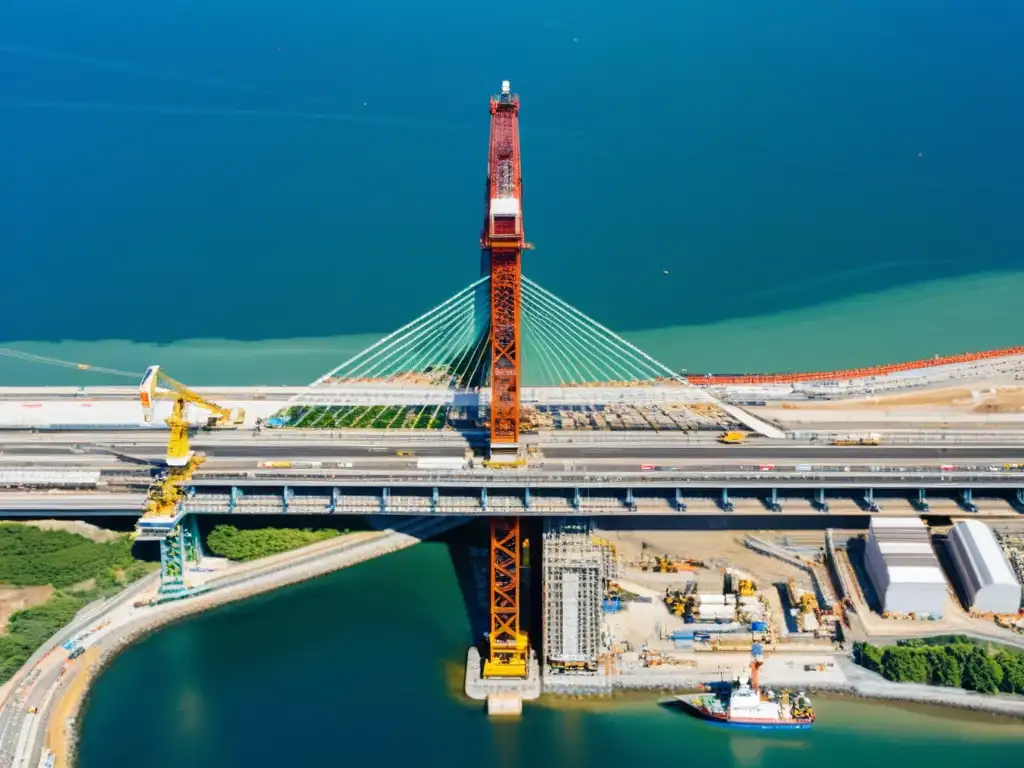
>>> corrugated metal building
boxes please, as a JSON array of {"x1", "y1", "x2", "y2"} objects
[
  {"x1": 864, "y1": 517, "x2": 946, "y2": 618},
  {"x1": 946, "y1": 520, "x2": 1022, "y2": 615}
]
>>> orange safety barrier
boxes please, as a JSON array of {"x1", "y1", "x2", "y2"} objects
[{"x1": 691, "y1": 346, "x2": 1024, "y2": 386}]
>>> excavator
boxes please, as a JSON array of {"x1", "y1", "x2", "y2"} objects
[
  {"x1": 139, "y1": 365, "x2": 245, "y2": 467},
  {"x1": 137, "y1": 366, "x2": 245, "y2": 519}
]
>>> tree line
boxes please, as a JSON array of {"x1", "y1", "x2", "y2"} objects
[
  {"x1": 205, "y1": 525, "x2": 342, "y2": 562},
  {"x1": 854, "y1": 637, "x2": 1024, "y2": 695},
  {"x1": 0, "y1": 523, "x2": 155, "y2": 684}
]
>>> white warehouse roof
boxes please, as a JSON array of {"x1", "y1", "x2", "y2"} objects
[
  {"x1": 947, "y1": 520, "x2": 1021, "y2": 615},
  {"x1": 864, "y1": 517, "x2": 947, "y2": 616}
]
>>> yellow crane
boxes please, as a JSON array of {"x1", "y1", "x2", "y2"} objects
[{"x1": 139, "y1": 365, "x2": 245, "y2": 466}]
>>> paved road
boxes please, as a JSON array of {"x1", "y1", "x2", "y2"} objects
[{"x1": 543, "y1": 445, "x2": 1024, "y2": 460}]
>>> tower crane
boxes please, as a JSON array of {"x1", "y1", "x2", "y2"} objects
[{"x1": 138, "y1": 365, "x2": 245, "y2": 467}]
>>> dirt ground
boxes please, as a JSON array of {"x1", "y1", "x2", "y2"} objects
[
  {"x1": 778, "y1": 385, "x2": 1024, "y2": 414},
  {"x1": 0, "y1": 585, "x2": 54, "y2": 634},
  {"x1": 594, "y1": 527, "x2": 819, "y2": 590},
  {"x1": 19, "y1": 520, "x2": 122, "y2": 543}
]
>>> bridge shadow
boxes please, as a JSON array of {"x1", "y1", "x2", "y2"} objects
[{"x1": 443, "y1": 518, "x2": 492, "y2": 650}]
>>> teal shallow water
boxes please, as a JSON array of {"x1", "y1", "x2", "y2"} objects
[{"x1": 76, "y1": 544, "x2": 1024, "y2": 768}]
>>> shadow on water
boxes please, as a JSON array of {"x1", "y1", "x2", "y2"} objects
[{"x1": 445, "y1": 519, "x2": 492, "y2": 649}]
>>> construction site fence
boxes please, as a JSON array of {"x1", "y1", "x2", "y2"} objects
[{"x1": 688, "y1": 346, "x2": 1024, "y2": 386}]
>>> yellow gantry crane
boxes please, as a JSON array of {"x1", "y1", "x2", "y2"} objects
[{"x1": 138, "y1": 365, "x2": 245, "y2": 466}]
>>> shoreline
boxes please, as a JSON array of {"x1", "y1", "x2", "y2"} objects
[
  {"x1": 31, "y1": 535, "x2": 1024, "y2": 766},
  {"x1": 30, "y1": 518, "x2": 464, "y2": 768}
]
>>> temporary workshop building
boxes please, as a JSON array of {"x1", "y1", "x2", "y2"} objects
[
  {"x1": 946, "y1": 520, "x2": 1022, "y2": 615},
  {"x1": 864, "y1": 517, "x2": 947, "y2": 618}
]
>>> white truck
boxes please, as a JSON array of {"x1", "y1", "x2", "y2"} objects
[{"x1": 416, "y1": 457, "x2": 468, "y2": 471}]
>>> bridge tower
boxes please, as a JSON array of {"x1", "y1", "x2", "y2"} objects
[
  {"x1": 481, "y1": 79, "x2": 529, "y2": 460},
  {"x1": 481, "y1": 81, "x2": 529, "y2": 679}
]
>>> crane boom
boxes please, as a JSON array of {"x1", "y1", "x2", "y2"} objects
[
  {"x1": 139, "y1": 365, "x2": 245, "y2": 427},
  {"x1": 138, "y1": 365, "x2": 245, "y2": 467}
]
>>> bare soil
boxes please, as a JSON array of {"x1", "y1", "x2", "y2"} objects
[
  {"x1": 20, "y1": 520, "x2": 121, "y2": 543},
  {"x1": 0, "y1": 585, "x2": 54, "y2": 634},
  {"x1": 779, "y1": 385, "x2": 1024, "y2": 413}
]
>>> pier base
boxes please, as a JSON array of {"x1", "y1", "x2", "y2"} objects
[{"x1": 464, "y1": 647, "x2": 541, "y2": 703}]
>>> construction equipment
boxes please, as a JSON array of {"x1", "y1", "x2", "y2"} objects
[
  {"x1": 736, "y1": 578, "x2": 756, "y2": 597},
  {"x1": 719, "y1": 431, "x2": 747, "y2": 444},
  {"x1": 831, "y1": 432, "x2": 881, "y2": 446},
  {"x1": 139, "y1": 365, "x2": 245, "y2": 467}
]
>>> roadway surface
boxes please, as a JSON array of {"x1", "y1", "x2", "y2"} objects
[{"x1": 7, "y1": 442, "x2": 1023, "y2": 461}]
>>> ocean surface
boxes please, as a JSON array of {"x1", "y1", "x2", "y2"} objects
[
  {"x1": 2, "y1": 0, "x2": 1023, "y2": 387},
  {"x1": 75, "y1": 543, "x2": 1024, "y2": 768}
]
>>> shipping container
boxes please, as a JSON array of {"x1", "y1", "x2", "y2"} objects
[
  {"x1": 751, "y1": 621, "x2": 768, "y2": 632},
  {"x1": 698, "y1": 593, "x2": 734, "y2": 605}
]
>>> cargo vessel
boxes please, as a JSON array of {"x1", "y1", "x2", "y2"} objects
[{"x1": 674, "y1": 649, "x2": 815, "y2": 730}]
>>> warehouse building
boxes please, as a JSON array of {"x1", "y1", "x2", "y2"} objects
[
  {"x1": 946, "y1": 520, "x2": 1022, "y2": 615},
  {"x1": 864, "y1": 517, "x2": 947, "y2": 618}
]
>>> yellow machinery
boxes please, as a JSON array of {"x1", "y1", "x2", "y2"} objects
[
  {"x1": 737, "y1": 578, "x2": 756, "y2": 597},
  {"x1": 831, "y1": 433, "x2": 881, "y2": 446},
  {"x1": 719, "y1": 431, "x2": 747, "y2": 445},
  {"x1": 786, "y1": 578, "x2": 818, "y2": 614},
  {"x1": 139, "y1": 365, "x2": 245, "y2": 466}
]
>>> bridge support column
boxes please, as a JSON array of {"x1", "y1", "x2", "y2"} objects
[
  {"x1": 432, "y1": 486, "x2": 439, "y2": 513},
  {"x1": 719, "y1": 488, "x2": 734, "y2": 513},
  {"x1": 481, "y1": 487, "x2": 488, "y2": 512},
  {"x1": 483, "y1": 517, "x2": 528, "y2": 679},
  {"x1": 159, "y1": 525, "x2": 187, "y2": 596},
  {"x1": 863, "y1": 488, "x2": 880, "y2": 512},
  {"x1": 183, "y1": 515, "x2": 203, "y2": 565},
  {"x1": 229, "y1": 486, "x2": 242, "y2": 513},
  {"x1": 765, "y1": 488, "x2": 781, "y2": 513},
  {"x1": 815, "y1": 488, "x2": 829, "y2": 513},
  {"x1": 573, "y1": 487, "x2": 581, "y2": 511},
  {"x1": 675, "y1": 489, "x2": 686, "y2": 512},
  {"x1": 959, "y1": 488, "x2": 978, "y2": 513},
  {"x1": 283, "y1": 486, "x2": 293, "y2": 514},
  {"x1": 381, "y1": 488, "x2": 390, "y2": 514},
  {"x1": 914, "y1": 489, "x2": 930, "y2": 513},
  {"x1": 330, "y1": 487, "x2": 339, "y2": 514},
  {"x1": 1016, "y1": 489, "x2": 1024, "y2": 512},
  {"x1": 524, "y1": 488, "x2": 531, "y2": 510},
  {"x1": 625, "y1": 488, "x2": 636, "y2": 512}
]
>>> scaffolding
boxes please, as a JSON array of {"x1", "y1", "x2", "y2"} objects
[{"x1": 543, "y1": 519, "x2": 604, "y2": 673}]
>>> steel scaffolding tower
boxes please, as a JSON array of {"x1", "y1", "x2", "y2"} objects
[{"x1": 543, "y1": 518, "x2": 604, "y2": 672}]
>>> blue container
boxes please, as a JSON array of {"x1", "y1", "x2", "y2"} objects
[
  {"x1": 751, "y1": 621, "x2": 768, "y2": 632},
  {"x1": 752, "y1": 642, "x2": 765, "y2": 657},
  {"x1": 683, "y1": 614, "x2": 695, "y2": 624},
  {"x1": 670, "y1": 630, "x2": 695, "y2": 640},
  {"x1": 602, "y1": 599, "x2": 621, "y2": 613}
]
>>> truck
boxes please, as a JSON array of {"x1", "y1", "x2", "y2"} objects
[
  {"x1": 719, "y1": 431, "x2": 747, "y2": 445},
  {"x1": 416, "y1": 457, "x2": 468, "y2": 471},
  {"x1": 831, "y1": 433, "x2": 881, "y2": 446}
]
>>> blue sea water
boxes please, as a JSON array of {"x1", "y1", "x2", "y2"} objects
[{"x1": 1, "y1": 0, "x2": 1022, "y2": 380}]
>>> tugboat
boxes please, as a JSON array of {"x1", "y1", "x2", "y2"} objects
[{"x1": 675, "y1": 645, "x2": 815, "y2": 730}]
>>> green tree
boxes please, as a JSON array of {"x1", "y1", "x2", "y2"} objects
[
  {"x1": 962, "y1": 648, "x2": 1002, "y2": 693},
  {"x1": 995, "y1": 652, "x2": 1024, "y2": 694},
  {"x1": 926, "y1": 648, "x2": 962, "y2": 688},
  {"x1": 881, "y1": 647, "x2": 929, "y2": 683},
  {"x1": 206, "y1": 525, "x2": 342, "y2": 562}
]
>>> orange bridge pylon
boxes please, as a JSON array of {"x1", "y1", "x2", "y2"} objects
[{"x1": 482, "y1": 80, "x2": 529, "y2": 679}]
